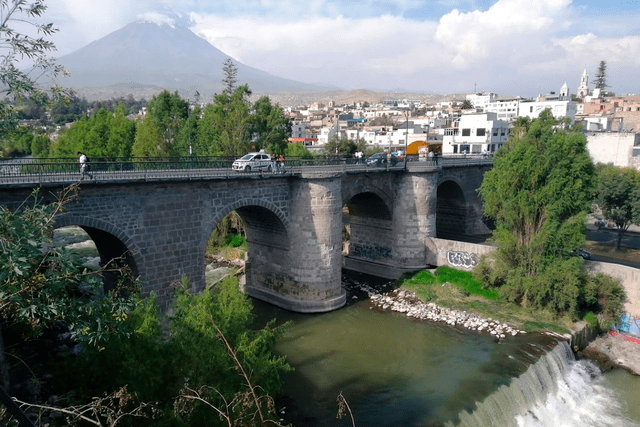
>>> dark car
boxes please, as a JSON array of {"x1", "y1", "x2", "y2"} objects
[
  {"x1": 366, "y1": 152, "x2": 397, "y2": 167},
  {"x1": 570, "y1": 249, "x2": 591, "y2": 260}
]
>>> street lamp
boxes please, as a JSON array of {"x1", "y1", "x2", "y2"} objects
[{"x1": 404, "y1": 110, "x2": 409, "y2": 170}]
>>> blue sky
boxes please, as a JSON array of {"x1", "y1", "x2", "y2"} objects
[{"x1": 45, "y1": 0, "x2": 640, "y2": 97}]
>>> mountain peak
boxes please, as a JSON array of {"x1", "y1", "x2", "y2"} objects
[
  {"x1": 135, "y1": 11, "x2": 192, "y2": 29},
  {"x1": 56, "y1": 19, "x2": 331, "y2": 100}
]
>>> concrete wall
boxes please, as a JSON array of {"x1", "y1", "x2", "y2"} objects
[
  {"x1": 585, "y1": 132, "x2": 639, "y2": 168},
  {"x1": 428, "y1": 238, "x2": 640, "y2": 319},
  {"x1": 427, "y1": 238, "x2": 495, "y2": 268},
  {"x1": 586, "y1": 261, "x2": 640, "y2": 318}
]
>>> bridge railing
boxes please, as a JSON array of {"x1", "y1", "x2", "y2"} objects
[{"x1": 0, "y1": 154, "x2": 492, "y2": 186}]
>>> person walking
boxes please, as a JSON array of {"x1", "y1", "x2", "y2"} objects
[{"x1": 77, "y1": 151, "x2": 91, "y2": 180}]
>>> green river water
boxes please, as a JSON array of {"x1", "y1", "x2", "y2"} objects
[{"x1": 252, "y1": 272, "x2": 640, "y2": 427}]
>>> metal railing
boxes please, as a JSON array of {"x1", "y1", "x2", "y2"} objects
[{"x1": 0, "y1": 154, "x2": 492, "y2": 187}]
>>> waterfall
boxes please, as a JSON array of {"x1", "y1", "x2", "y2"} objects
[{"x1": 448, "y1": 340, "x2": 639, "y2": 427}]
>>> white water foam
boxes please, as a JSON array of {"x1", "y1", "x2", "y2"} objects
[
  {"x1": 452, "y1": 341, "x2": 639, "y2": 427},
  {"x1": 516, "y1": 358, "x2": 639, "y2": 427}
]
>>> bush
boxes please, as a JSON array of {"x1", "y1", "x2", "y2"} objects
[{"x1": 63, "y1": 276, "x2": 291, "y2": 426}]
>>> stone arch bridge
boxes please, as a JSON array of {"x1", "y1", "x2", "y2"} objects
[{"x1": 0, "y1": 162, "x2": 491, "y2": 313}]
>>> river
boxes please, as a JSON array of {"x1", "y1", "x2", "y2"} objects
[{"x1": 252, "y1": 271, "x2": 640, "y2": 427}]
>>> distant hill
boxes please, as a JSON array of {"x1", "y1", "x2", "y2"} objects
[{"x1": 55, "y1": 20, "x2": 332, "y2": 100}]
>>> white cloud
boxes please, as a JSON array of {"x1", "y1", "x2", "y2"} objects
[
  {"x1": 37, "y1": 0, "x2": 640, "y2": 95},
  {"x1": 434, "y1": 0, "x2": 572, "y2": 68}
]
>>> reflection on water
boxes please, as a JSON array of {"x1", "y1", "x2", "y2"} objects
[{"x1": 252, "y1": 272, "x2": 563, "y2": 426}]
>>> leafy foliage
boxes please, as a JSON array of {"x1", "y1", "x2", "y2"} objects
[
  {"x1": 477, "y1": 111, "x2": 625, "y2": 320},
  {"x1": 52, "y1": 104, "x2": 136, "y2": 158},
  {"x1": 0, "y1": 0, "x2": 67, "y2": 142},
  {"x1": 0, "y1": 186, "x2": 138, "y2": 346},
  {"x1": 592, "y1": 164, "x2": 640, "y2": 250},
  {"x1": 594, "y1": 60, "x2": 608, "y2": 90},
  {"x1": 68, "y1": 276, "x2": 291, "y2": 426},
  {"x1": 323, "y1": 136, "x2": 365, "y2": 156},
  {"x1": 133, "y1": 90, "x2": 189, "y2": 157}
]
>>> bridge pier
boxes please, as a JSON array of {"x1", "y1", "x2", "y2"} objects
[{"x1": 246, "y1": 178, "x2": 346, "y2": 312}]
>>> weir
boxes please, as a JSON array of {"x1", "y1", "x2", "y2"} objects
[{"x1": 450, "y1": 340, "x2": 639, "y2": 427}]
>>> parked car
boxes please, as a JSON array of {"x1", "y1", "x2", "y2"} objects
[
  {"x1": 366, "y1": 152, "x2": 397, "y2": 167},
  {"x1": 570, "y1": 249, "x2": 591, "y2": 260},
  {"x1": 232, "y1": 152, "x2": 273, "y2": 172}
]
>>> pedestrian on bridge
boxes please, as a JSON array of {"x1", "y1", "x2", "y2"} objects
[{"x1": 77, "y1": 152, "x2": 91, "y2": 180}]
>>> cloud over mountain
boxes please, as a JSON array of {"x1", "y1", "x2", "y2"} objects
[{"x1": 55, "y1": 19, "x2": 330, "y2": 99}]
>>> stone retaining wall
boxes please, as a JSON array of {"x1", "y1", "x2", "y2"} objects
[
  {"x1": 586, "y1": 261, "x2": 640, "y2": 318},
  {"x1": 430, "y1": 239, "x2": 640, "y2": 318}
]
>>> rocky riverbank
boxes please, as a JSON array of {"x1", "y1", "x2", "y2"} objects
[
  {"x1": 369, "y1": 286, "x2": 525, "y2": 340},
  {"x1": 579, "y1": 331, "x2": 640, "y2": 375}
]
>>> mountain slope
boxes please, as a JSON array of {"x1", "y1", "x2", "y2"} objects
[{"x1": 56, "y1": 20, "x2": 330, "y2": 99}]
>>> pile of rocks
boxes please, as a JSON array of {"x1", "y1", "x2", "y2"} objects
[{"x1": 369, "y1": 287, "x2": 525, "y2": 340}]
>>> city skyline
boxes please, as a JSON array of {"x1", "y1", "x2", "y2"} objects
[{"x1": 46, "y1": 0, "x2": 640, "y2": 97}]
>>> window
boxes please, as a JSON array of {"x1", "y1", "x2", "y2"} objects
[
  {"x1": 462, "y1": 128, "x2": 471, "y2": 136},
  {"x1": 493, "y1": 129, "x2": 498, "y2": 136},
  {"x1": 477, "y1": 128, "x2": 486, "y2": 136}
]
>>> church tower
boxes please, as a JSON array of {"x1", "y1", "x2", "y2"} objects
[
  {"x1": 577, "y1": 68, "x2": 589, "y2": 98},
  {"x1": 560, "y1": 82, "x2": 570, "y2": 99}
]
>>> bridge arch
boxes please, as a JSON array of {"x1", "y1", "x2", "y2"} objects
[
  {"x1": 200, "y1": 198, "x2": 290, "y2": 257},
  {"x1": 436, "y1": 180, "x2": 468, "y2": 238},
  {"x1": 342, "y1": 188, "x2": 394, "y2": 267},
  {"x1": 200, "y1": 198, "x2": 291, "y2": 306},
  {"x1": 53, "y1": 214, "x2": 140, "y2": 292}
]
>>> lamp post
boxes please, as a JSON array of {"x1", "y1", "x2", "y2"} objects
[{"x1": 404, "y1": 110, "x2": 409, "y2": 170}]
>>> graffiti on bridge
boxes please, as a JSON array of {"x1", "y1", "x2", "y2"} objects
[
  {"x1": 352, "y1": 244, "x2": 392, "y2": 261},
  {"x1": 447, "y1": 251, "x2": 478, "y2": 269}
]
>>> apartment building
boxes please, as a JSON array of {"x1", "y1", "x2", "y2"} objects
[{"x1": 441, "y1": 112, "x2": 509, "y2": 154}]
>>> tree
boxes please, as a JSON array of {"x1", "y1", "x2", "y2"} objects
[
  {"x1": 0, "y1": 186, "x2": 138, "y2": 421},
  {"x1": 461, "y1": 100, "x2": 474, "y2": 110},
  {"x1": 285, "y1": 141, "x2": 312, "y2": 158},
  {"x1": 0, "y1": 0, "x2": 67, "y2": 144},
  {"x1": 324, "y1": 136, "x2": 365, "y2": 156},
  {"x1": 222, "y1": 58, "x2": 238, "y2": 95},
  {"x1": 594, "y1": 60, "x2": 608, "y2": 91},
  {"x1": 133, "y1": 90, "x2": 188, "y2": 157},
  {"x1": 593, "y1": 164, "x2": 640, "y2": 251},
  {"x1": 198, "y1": 85, "x2": 253, "y2": 157},
  {"x1": 477, "y1": 110, "x2": 602, "y2": 317},
  {"x1": 53, "y1": 105, "x2": 135, "y2": 158},
  {"x1": 250, "y1": 96, "x2": 291, "y2": 155}
]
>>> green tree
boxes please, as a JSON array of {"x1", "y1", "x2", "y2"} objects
[
  {"x1": 250, "y1": 96, "x2": 291, "y2": 155},
  {"x1": 52, "y1": 105, "x2": 135, "y2": 158},
  {"x1": 477, "y1": 110, "x2": 601, "y2": 317},
  {"x1": 324, "y1": 136, "x2": 365, "y2": 156},
  {"x1": 176, "y1": 104, "x2": 202, "y2": 156},
  {"x1": 222, "y1": 58, "x2": 238, "y2": 95},
  {"x1": 285, "y1": 141, "x2": 312, "y2": 158},
  {"x1": 0, "y1": 186, "x2": 138, "y2": 409},
  {"x1": 0, "y1": 0, "x2": 67, "y2": 146},
  {"x1": 133, "y1": 90, "x2": 188, "y2": 157},
  {"x1": 461, "y1": 99, "x2": 474, "y2": 110},
  {"x1": 594, "y1": 60, "x2": 608, "y2": 91},
  {"x1": 593, "y1": 164, "x2": 640, "y2": 250},
  {"x1": 198, "y1": 85, "x2": 252, "y2": 156}
]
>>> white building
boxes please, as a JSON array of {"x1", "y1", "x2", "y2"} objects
[
  {"x1": 577, "y1": 68, "x2": 589, "y2": 98},
  {"x1": 485, "y1": 97, "x2": 521, "y2": 121},
  {"x1": 519, "y1": 99, "x2": 578, "y2": 123},
  {"x1": 466, "y1": 92, "x2": 499, "y2": 111},
  {"x1": 441, "y1": 113, "x2": 510, "y2": 155}
]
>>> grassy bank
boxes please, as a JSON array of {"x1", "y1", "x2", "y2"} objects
[{"x1": 399, "y1": 266, "x2": 575, "y2": 334}]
